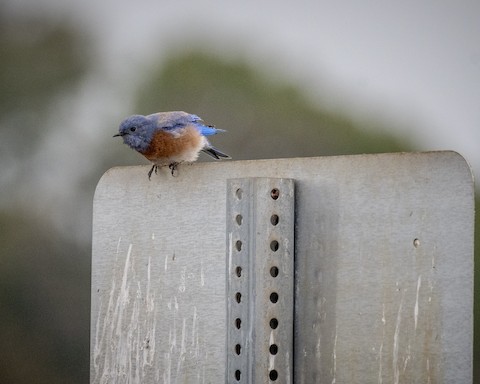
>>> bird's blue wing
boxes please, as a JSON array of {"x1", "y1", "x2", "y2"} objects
[
  {"x1": 147, "y1": 111, "x2": 224, "y2": 136},
  {"x1": 147, "y1": 111, "x2": 200, "y2": 130}
]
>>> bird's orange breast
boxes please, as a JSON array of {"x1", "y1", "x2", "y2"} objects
[{"x1": 141, "y1": 126, "x2": 202, "y2": 162}]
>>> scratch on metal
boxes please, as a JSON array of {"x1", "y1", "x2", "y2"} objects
[{"x1": 393, "y1": 289, "x2": 405, "y2": 384}]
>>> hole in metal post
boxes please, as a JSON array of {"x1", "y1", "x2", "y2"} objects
[
  {"x1": 235, "y1": 292, "x2": 242, "y2": 303},
  {"x1": 413, "y1": 238, "x2": 420, "y2": 248},
  {"x1": 235, "y1": 344, "x2": 241, "y2": 355},
  {"x1": 270, "y1": 188, "x2": 280, "y2": 200},
  {"x1": 269, "y1": 369, "x2": 278, "y2": 381},
  {"x1": 235, "y1": 214, "x2": 243, "y2": 225},
  {"x1": 269, "y1": 344, "x2": 278, "y2": 355},
  {"x1": 236, "y1": 188, "x2": 243, "y2": 200},
  {"x1": 235, "y1": 370, "x2": 241, "y2": 381},
  {"x1": 270, "y1": 318, "x2": 279, "y2": 329},
  {"x1": 235, "y1": 240, "x2": 242, "y2": 251},
  {"x1": 270, "y1": 266, "x2": 279, "y2": 277},
  {"x1": 235, "y1": 266, "x2": 242, "y2": 277},
  {"x1": 235, "y1": 318, "x2": 241, "y2": 329},
  {"x1": 270, "y1": 240, "x2": 279, "y2": 252},
  {"x1": 270, "y1": 214, "x2": 279, "y2": 226},
  {"x1": 270, "y1": 292, "x2": 279, "y2": 303}
]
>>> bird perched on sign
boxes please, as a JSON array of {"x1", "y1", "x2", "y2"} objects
[{"x1": 114, "y1": 111, "x2": 230, "y2": 179}]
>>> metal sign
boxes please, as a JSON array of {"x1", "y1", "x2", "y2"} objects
[{"x1": 91, "y1": 151, "x2": 474, "y2": 383}]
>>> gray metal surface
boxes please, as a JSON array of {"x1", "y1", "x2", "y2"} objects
[
  {"x1": 91, "y1": 151, "x2": 474, "y2": 383},
  {"x1": 226, "y1": 178, "x2": 294, "y2": 383}
]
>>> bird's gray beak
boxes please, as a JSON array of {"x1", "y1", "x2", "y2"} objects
[{"x1": 113, "y1": 133, "x2": 123, "y2": 137}]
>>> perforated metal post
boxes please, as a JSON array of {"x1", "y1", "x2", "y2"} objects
[{"x1": 226, "y1": 178, "x2": 294, "y2": 384}]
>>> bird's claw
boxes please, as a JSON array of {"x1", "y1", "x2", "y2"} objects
[
  {"x1": 169, "y1": 162, "x2": 179, "y2": 177},
  {"x1": 147, "y1": 163, "x2": 179, "y2": 179},
  {"x1": 148, "y1": 165, "x2": 158, "y2": 180}
]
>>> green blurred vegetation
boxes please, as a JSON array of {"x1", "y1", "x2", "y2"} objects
[
  {"x1": 0, "y1": 214, "x2": 89, "y2": 384},
  {"x1": 0, "y1": 17, "x2": 89, "y2": 159},
  {"x1": 0, "y1": 20, "x2": 87, "y2": 115},
  {"x1": 0, "y1": 16, "x2": 91, "y2": 384},
  {"x1": 136, "y1": 53, "x2": 410, "y2": 160},
  {"x1": 0, "y1": 13, "x2": 477, "y2": 384}
]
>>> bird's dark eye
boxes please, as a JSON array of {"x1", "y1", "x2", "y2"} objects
[{"x1": 130, "y1": 126, "x2": 137, "y2": 132}]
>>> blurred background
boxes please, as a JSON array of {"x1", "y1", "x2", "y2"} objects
[{"x1": 0, "y1": 0, "x2": 478, "y2": 382}]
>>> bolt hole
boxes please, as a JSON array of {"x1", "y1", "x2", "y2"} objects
[
  {"x1": 235, "y1": 344, "x2": 241, "y2": 355},
  {"x1": 270, "y1": 214, "x2": 279, "y2": 226},
  {"x1": 270, "y1": 188, "x2": 280, "y2": 200},
  {"x1": 270, "y1": 240, "x2": 279, "y2": 252},
  {"x1": 236, "y1": 188, "x2": 243, "y2": 200},
  {"x1": 270, "y1": 266, "x2": 279, "y2": 277},
  {"x1": 235, "y1": 214, "x2": 243, "y2": 225},
  {"x1": 235, "y1": 369, "x2": 241, "y2": 381},
  {"x1": 269, "y1": 369, "x2": 278, "y2": 381},
  {"x1": 235, "y1": 266, "x2": 242, "y2": 277},
  {"x1": 270, "y1": 292, "x2": 279, "y2": 303},
  {"x1": 413, "y1": 238, "x2": 420, "y2": 248},
  {"x1": 235, "y1": 292, "x2": 242, "y2": 303},
  {"x1": 270, "y1": 318, "x2": 279, "y2": 329},
  {"x1": 269, "y1": 344, "x2": 278, "y2": 355},
  {"x1": 235, "y1": 240, "x2": 242, "y2": 251},
  {"x1": 235, "y1": 318, "x2": 241, "y2": 329}
]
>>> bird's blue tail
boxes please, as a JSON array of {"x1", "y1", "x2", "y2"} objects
[{"x1": 198, "y1": 125, "x2": 226, "y2": 137}]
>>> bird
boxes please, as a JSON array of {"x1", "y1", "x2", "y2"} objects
[{"x1": 114, "y1": 111, "x2": 230, "y2": 179}]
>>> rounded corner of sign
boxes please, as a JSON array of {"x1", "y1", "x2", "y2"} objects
[
  {"x1": 93, "y1": 166, "x2": 125, "y2": 198},
  {"x1": 443, "y1": 150, "x2": 475, "y2": 184}
]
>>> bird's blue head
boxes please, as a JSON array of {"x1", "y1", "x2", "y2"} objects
[{"x1": 114, "y1": 115, "x2": 157, "y2": 153}]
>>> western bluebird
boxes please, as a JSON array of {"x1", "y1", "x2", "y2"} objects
[{"x1": 114, "y1": 111, "x2": 230, "y2": 179}]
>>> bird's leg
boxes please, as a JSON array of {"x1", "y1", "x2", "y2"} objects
[
  {"x1": 169, "y1": 162, "x2": 179, "y2": 177},
  {"x1": 148, "y1": 165, "x2": 157, "y2": 180}
]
